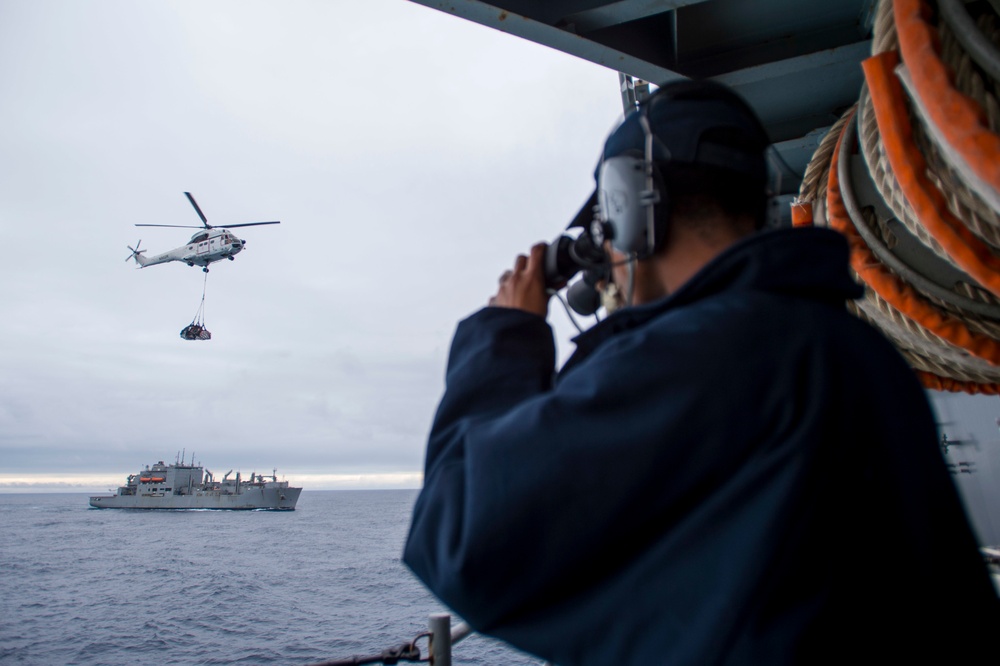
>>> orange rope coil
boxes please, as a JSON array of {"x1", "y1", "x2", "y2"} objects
[
  {"x1": 862, "y1": 50, "x2": 1000, "y2": 297},
  {"x1": 894, "y1": 0, "x2": 1000, "y2": 199}
]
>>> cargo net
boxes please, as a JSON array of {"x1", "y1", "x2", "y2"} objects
[
  {"x1": 180, "y1": 323, "x2": 211, "y2": 341},
  {"x1": 181, "y1": 274, "x2": 211, "y2": 341}
]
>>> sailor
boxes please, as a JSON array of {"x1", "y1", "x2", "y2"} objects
[{"x1": 403, "y1": 80, "x2": 1000, "y2": 665}]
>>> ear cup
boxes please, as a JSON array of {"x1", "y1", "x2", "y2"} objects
[
  {"x1": 589, "y1": 80, "x2": 769, "y2": 256},
  {"x1": 597, "y1": 157, "x2": 673, "y2": 256},
  {"x1": 646, "y1": 161, "x2": 670, "y2": 253},
  {"x1": 598, "y1": 156, "x2": 650, "y2": 254},
  {"x1": 596, "y1": 107, "x2": 671, "y2": 257}
]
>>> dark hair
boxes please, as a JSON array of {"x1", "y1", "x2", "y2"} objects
[
  {"x1": 646, "y1": 84, "x2": 770, "y2": 233},
  {"x1": 658, "y1": 161, "x2": 768, "y2": 232}
]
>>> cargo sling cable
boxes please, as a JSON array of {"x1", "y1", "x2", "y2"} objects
[{"x1": 181, "y1": 272, "x2": 211, "y2": 341}]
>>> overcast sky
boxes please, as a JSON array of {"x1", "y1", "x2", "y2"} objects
[{"x1": 0, "y1": 0, "x2": 624, "y2": 491}]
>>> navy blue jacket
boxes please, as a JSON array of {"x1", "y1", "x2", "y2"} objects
[{"x1": 404, "y1": 228, "x2": 999, "y2": 665}]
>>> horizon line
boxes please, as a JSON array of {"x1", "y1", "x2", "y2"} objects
[{"x1": 0, "y1": 471, "x2": 424, "y2": 494}]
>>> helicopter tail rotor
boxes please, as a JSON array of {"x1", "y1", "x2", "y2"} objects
[{"x1": 126, "y1": 240, "x2": 148, "y2": 266}]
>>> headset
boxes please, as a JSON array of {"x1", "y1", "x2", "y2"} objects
[
  {"x1": 596, "y1": 109, "x2": 665, "y2": 258},
  {"x1": 595, "y1": 80, "x2": 770, "y2": 258},
  {"x1": 545, "y1": 80, "x2": 770, "y2": 315},
  {"x1": 544, "y1": 104, "x2": 665, "y2": 301}
]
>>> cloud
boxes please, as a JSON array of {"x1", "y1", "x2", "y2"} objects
[
  {"x1": 0, "y1": 471, "x2": 422, "y2": 494},
  {"x1": 0, "y1": 0, "x2": 622, "y2": 486}
]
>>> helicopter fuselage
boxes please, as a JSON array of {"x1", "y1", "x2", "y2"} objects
[
  {"x1": 131, "y1": 227, "x2": 245, "y2": 269},
  {"x1": 128, "y1": 192, "x2": 278, "y2": 271}
]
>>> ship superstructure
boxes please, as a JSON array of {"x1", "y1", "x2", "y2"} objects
[{"x1": 89, "y1": 457, "x2": 301, "y2": 510}]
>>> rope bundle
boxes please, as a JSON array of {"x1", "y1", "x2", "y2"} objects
[{"x1": 794, "y1": 0, "x2": 1000, "y2": 393}]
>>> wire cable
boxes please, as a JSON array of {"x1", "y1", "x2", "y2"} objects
[{"x1": 550, "y1": 288, "x2": 587, "y2": 334}]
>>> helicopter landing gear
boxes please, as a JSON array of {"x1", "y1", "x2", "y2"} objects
[
  {"x1": 228, "y1": 255, "x2": 234, "y2": 261},
  {"x1": 202, "y1": 267, "x2": 209, "y2": 273}
]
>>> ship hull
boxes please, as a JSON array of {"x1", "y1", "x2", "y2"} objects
[
  {"x1": 89, "y1": 486, "x2": 301, "y2": 510},
  {"x1": 89, "y1": 458, "x2": 301, "y2": 510}
]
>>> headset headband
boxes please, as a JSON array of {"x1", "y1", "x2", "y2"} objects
[{"x1": 570, "y1": 80, "x2": 769, "y2": 234}]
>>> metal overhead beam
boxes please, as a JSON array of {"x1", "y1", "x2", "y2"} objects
[
  {"x1": 772, "y1": 127, "x2": 831, "y2": 183},
  {"x1": 712, "y1": 40, "x2": 870, "y2": 87},
  {"x1": 409, "y1": 0, "x2": 688, "y2": 84},
  {"x1": 563, "y1": 0, "x2": 708, "y2": 34},
  {"x1": 459, "y1": 1, "x2": 704, "y2": 30},
  {"x1": 407, "y1": 0, "x2": 874, "y2": 193},
  {"x1": 713, "y1": 40, "x2": 870, "y2": 141}
]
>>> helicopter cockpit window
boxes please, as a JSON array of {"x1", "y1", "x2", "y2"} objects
[{"x1": 193, "y1": 233, "x2": 209, "y2": 243}]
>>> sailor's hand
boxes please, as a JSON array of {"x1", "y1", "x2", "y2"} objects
[{"x1": 489, "y1": 243, "x2": 550, "y2": 317}]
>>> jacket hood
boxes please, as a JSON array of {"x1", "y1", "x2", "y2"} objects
[
  {"x1": 570, "y1": 226, "x2": 862, "y2": 350},
  {"x1": 665, "y1": 226, "x2": 862, "y2": 309}
]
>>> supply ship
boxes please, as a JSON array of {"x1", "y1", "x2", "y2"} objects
[{"x1": 89, "y1": 458, "x2": 301, "y2": 510}]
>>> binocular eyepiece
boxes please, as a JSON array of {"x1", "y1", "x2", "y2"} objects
[{"x1": 544, "y1": 229, "x2": 610, "y2": 316}]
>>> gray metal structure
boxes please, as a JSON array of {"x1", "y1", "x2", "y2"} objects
[
  {"x1": 410, "y1": 0, "x2": 876, "y2": 223},
  {"x1": 89, "y1": 459, "x2": 301, "y2": 510}
]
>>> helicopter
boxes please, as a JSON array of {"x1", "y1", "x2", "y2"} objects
[{"x1": 126, "y1": 192, "x2": 280, "y2": 273}]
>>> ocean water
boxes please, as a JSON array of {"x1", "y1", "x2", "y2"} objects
[{"x1": 0, "y1": 491, "x2": 540, "y2": 665}]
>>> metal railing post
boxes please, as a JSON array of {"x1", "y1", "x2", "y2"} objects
[{"x1": 429, "y1": 613, "x2": 452, "y2": 666}]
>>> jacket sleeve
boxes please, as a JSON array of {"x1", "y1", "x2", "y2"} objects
[
  {"x1": 423, "y1": 306, "x2": 558, "y2": 469},
  {"x1": 402, "y1": 303, "x2": 760, "y2": 633}
]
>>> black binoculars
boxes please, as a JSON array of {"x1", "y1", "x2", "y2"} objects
[{"x1": 543, "y1": 229, "x2": 610, "y2": 316}]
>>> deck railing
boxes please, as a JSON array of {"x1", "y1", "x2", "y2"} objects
[{"x1": 305, "y1": 613, "x2": 550, "y2": 665}]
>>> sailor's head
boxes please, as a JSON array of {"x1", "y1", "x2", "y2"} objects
[{"x1": 589, "y1": 79, "x2": 771, "y2": 258}]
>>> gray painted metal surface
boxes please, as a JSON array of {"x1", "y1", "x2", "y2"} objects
[{"x1": 89, "y1": 459, "x2": 301, "y2": 510}]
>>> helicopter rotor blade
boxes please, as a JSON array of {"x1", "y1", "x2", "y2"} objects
[
  {"x1": 219, "y1": 221, "x2": 281, "y2": 229},
  {"x1": 134, "y1": 224, "x2": 205, "y2": 228},
  {"x1": 184, "y1": 192, "x2": 210, "y2": 227},
  {"x1": 125, "y1": 239, "x2": 142, "y2": 262}
]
